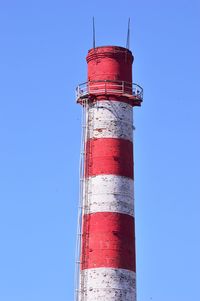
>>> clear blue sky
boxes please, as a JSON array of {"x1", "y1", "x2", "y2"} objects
[{"x1": 0, "y1": 0, "x2": 200, "y2": 300}]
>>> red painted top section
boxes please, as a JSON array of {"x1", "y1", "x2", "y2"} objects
[
  {"x1": 76, "y1": 45, "x2": 143, "y2": 106},
  {"x1": 81, "y1": 212, "x2": 136, "y2": 271},
  {"x1": 87, "y1": 46, "x2": 133, "y2": 83}
]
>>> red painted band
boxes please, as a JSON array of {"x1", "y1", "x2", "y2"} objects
[
  {"x1": 85, "y1": 138, "x2": 133, "y2": 179},
  {"x1": 80, "y1": 212, "x2": 136, "y2": 272},
  {"x1": 87, "y1": 46, "x2": 133, "y2": 83}
]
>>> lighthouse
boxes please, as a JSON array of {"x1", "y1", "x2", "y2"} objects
[{"x1": 75, "y1": 45, "x2": 143, "y2": 301}]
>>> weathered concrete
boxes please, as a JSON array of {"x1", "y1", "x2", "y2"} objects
[
  {"x1": 88, "y1": 101, "x2": 133, "y2": 142},
  {"x1": 83, "y1": 175, "x2": 134, "y2": 217},
  {"x1": 79, "y1": 268, "x2": 136, "y2": 301}
]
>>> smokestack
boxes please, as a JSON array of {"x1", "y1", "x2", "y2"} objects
[{"x1": 76, "y1": 45, "x2": 143, "y2": 300}]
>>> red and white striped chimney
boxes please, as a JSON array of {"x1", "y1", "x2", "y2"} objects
[{"x1": 76, "y1": 46, "x2": 143, "y2": 301}]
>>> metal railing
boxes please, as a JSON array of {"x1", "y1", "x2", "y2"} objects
[{"x1": 76, "y1": 80, "x2": 143, "y2": 101}]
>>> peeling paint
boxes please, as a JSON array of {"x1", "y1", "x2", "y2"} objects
[
  {"x1": 79, "y1": 268, "x2": 136, "y2": 301},
  {"x1": 83, "y1": 175, "x2": 134, "y2": 216},
  {"x1": 88, "y1": 101, "x2": 133, "y2": 142}
]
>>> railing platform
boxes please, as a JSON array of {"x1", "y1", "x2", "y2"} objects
[{"x1": 76, "y1": 80, "x2": 143, "y2": 106}]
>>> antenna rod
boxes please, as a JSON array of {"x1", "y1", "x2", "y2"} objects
[
  {"x1": 126, "y1": 18, "x2": 130, "y2": 49},
  {"x1": 93, "y1": 17, "x2": 96, "y2": 48}
]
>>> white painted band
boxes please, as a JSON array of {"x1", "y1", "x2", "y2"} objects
[
  {"x1": 83, "y1": 175, "x2": 134, "y2": 217},
  {"x1": 79, "y1": 268, "x2": 136, "y2": 301},
  {"x1": 87, "y1": 101, "x2": 133, "y2": 142}
]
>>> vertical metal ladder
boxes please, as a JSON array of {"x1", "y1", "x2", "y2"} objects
[{"x1": 74, "y1": 99, "x2": 90, "y2": 301}]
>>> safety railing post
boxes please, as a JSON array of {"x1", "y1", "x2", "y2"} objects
[{"x1": 122, "y1": 81, "x2": 125, "y2": 94}]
